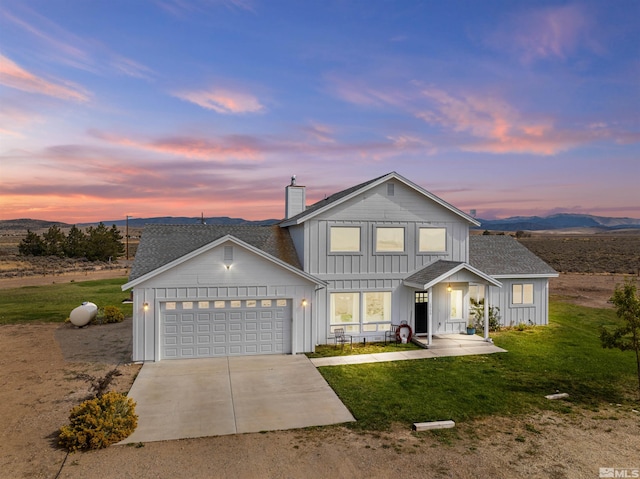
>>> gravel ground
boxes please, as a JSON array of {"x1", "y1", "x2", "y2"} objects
[{"x1": 1, "y1": 272, "x2": 638, "y2": 479}]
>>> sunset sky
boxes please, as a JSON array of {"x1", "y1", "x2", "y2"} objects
[{"x1": 1, "y1": 0, "x2": 638, "y2": 224}]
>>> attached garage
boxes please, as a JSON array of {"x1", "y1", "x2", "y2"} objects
[
  {"x1": 161, "y1": 299, "x2": 292, "y2": 359},
  {"x1": 123, "y1": 225, "x2": 324, "y2": 362}
]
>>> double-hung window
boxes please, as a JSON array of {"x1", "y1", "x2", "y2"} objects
[{"x1": 512, "y1": 283, "x2": 534, "y2": 305}]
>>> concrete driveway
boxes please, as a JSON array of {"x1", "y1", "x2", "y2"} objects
[{"x1": 120, "y1": 355, "x2": 355, "y2": 444}]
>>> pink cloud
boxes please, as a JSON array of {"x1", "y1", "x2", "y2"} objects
[
  {"x1": 415, "y1": 87, "x2": 614, "y2": 155},
  {"x1": 487, "y1": 4, "x2": 602, "y2": 63},
  {"x1": 0, "y1": 54, "x2": 89, "y2": 101},
  {"x1": 172, "y1": 87, "x2": 264, "y2": 114},
  {"x1": 87, "y1": 129, "x2": 265, "y2": 160}
]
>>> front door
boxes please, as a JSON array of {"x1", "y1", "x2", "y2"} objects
[{"x1": 414, "y1": 292, "x2": 428, "y2": 335}]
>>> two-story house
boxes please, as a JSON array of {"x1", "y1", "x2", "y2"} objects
[{"x1": 123, "y1": 172, "x2": 557, "y2": 361}]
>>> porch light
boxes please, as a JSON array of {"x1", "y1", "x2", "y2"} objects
[
  {"x1": 143, "y1": 302, "x2": 149, "y2": 311},
  {"x1": 301, "y1": 299, "x2": 308, "y2": 307},
  {"x1": 447, "y1": 284, "x2": 452, "y2": 292}
]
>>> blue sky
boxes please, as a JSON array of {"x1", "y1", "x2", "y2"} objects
[{"x1": 1, "y1": 0, "x2": 638, "y2": 223}]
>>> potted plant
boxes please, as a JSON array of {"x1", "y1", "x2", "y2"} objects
[{"x1": 466, "y1": 320, "x2": 476, "y2": 335}]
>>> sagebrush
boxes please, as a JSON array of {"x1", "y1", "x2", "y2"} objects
[
  {"x1": 59, "y1": 391, "x2": 137, "y2": 451},
  {"x1": 99, "y1": 305, "x2": 124, "y2": 323}
]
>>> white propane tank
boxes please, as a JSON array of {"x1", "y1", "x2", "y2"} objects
[{"x1": 69, "y1": 302, "x2": 98, "y2": 327}]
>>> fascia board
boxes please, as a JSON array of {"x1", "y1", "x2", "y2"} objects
[{"x1": 491, "y1": 273, "x2": 559, "y2": 279}]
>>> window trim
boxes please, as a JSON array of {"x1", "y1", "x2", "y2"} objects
[
  {"x1": 329, "y1": 225, "x2": 362, "y2": 253},
  {"x1": 374, "y1": 226, "x2": 405, "y2": 253}
]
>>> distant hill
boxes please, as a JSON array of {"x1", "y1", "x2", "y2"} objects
[
  {"x1": 2, "y1": 213, "x2": 638, "y2": 232},
  {"x1": 0, "y1": 218, "x2": 71, "y2": 231},
  {"x1": 475, "y1": 213, "x2": 640, "y2": 232},
  {"x1": 81, "y1": 216, "x2": 280, "y2": 228}
]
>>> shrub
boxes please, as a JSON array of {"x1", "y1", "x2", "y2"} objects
[
  {"x1": 101, "y1": 306, "x2": 124, "y2": 323},
  {"x1": 59, "y1": 391, "x2": 137, "y2": 451},
  {"x1": 470, "y1": 298, "x2": 502, "y2": 331}
]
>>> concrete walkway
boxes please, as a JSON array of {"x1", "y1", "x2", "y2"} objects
[
  {"x1": 120, "y1": 355, "x2": 355, "y2": 444},
  {"x1": 310, "y1": 335, "x2": 506, "y2": 367}
]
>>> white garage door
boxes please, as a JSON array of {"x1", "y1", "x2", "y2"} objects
[{"x1": 160, "y1": 299, "x2": 292, "y2": 359}]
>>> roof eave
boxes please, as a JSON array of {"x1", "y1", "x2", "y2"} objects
[{"x1": 490, "y1": 273, "x2": 559, "y2": 279}]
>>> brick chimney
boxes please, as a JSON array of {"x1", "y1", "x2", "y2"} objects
[{"x1": 285, "y1": 175, "x2": 306, "y2": 219}]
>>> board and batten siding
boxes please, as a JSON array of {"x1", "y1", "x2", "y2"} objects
[
  {"x1": 305, "y1": 181, "x2": 471, "y2": 277},
  {"x1": 131, "y1": 241, "x2": 317, "y2": 361},
  {"x1": 487, "y1": 278, "x2": 550, "y2": 327}
]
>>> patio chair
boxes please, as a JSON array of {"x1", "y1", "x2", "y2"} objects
[
  {"x1": 333, "y1": 328, "x2": 353, "y2": 349},
  {"x1": 384, "y1": 323, "x2": 401, "y2": 345}
]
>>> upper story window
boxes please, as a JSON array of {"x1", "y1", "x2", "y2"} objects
[
  {"x1": 330, "y1": 226, "x2": 360, "y2": 252},
  {"x1": 419, "y1": 227, "x2": 447, "y2": 252},
  {"x1": 375, "y1": 227, "x2": 404, "y2": 252},
  {"x1": 512, "y1": 283, "x2": 534, "y2": 305}
]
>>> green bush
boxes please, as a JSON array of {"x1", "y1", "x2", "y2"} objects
[
  {"x1": 59, "y1": 391, "x2": 137, "y2": 451},
  {"x1": 101, "y1": 305, "x2": 124, "y2": 323}
]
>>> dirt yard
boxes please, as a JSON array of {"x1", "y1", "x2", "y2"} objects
[{"x1": 1, "y1": 272, "x2": 639, "y2": 479}]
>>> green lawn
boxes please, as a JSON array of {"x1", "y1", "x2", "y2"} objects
[
  {"x1": 318, "y1": 302, "x2": 638, "y2": 430},
  {"x1": 0, "y1": 278, "x2": 132, "y2": 323}
]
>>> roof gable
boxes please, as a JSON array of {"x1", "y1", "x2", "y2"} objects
[
  {"x1": 123, "y1": 231, "x2": 323, "y2": 290},
  {"x1": 404, "y1": 260, "x2": 502, "y2": 290},
  {"x1": 126, "y1": 224, "x2": 303, "y2": 283},
  {"x1": 280, "y1": 172, "x2": 480, "y2": 227},
  {"x1": 469, "y1": 235, "x2": 558, "y2": 277}
]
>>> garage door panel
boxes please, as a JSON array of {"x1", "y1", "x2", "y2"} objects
[{"x1": 161, "y1": 299, "x2": 291, "y2": 359}]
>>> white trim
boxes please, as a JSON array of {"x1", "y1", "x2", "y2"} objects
[
  {"x1": 491, "y1": 273, "x2": 558, "y2": 279},
  {"x1": 279, "y1": 172, "x2": 481, "y2": 227},
  {"x1": 122, "y1": 235, "x2": 326, "y2": 290}
]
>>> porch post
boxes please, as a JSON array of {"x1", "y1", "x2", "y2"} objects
[
  {"x1": 427, "y1": 286, "x2": 433, "y2": 347},
  {"x1": 484, "y1": 285, "x2": 490, "y2": 341}
]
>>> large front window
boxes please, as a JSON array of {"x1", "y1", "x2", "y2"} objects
[
  {"x1": 376, "y1": 227, "x2": 404, "y2": 252},
  {"x1": 330, "y1": 226, "x2": 360, "y2": 252},
  {"x1": 363, "y1": 292, "x2": 391, "y2": 331},
  {"x1": 330, "y1": 292, "x2": 360, "y2": 332},
  {"x1": 330, "y1": 292, "x2": 392, "y2": 333}
]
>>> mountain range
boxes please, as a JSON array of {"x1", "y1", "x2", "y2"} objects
[
  {"x1": 1, "y1": 213, "x2": 639, "y2": 232},
  {"x1": 472, "y1": 213, "x2": 640, "y2": 232}
]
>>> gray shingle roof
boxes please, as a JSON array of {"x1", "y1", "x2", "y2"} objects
[
  {"x1": 280, "y1": 173, "x2": 388, "y2": 224},
  {"x1": 404, "y1": 260, "x2": 463, "y2": 285},
  {"x1": 129, "y1": 224, "x2": 302, "y2": 281},
  {"x1": 469, "y1": 235, "x2": 557, "y2": 276}
]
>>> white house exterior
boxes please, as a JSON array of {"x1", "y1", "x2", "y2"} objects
[{"x1": 123, "y1": 172, "x2": 557, "y2": 361}]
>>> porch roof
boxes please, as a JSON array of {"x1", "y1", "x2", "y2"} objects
[{"x1": 403, "y1": 260, "x2": 502, "y2": 290}]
